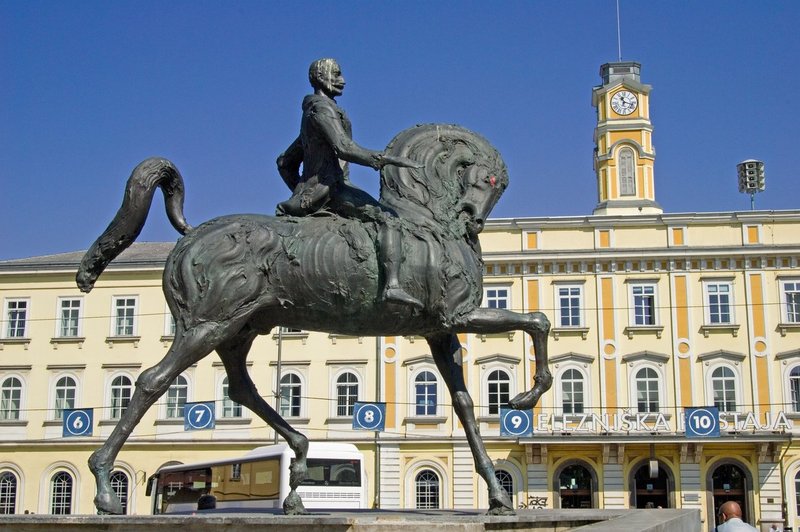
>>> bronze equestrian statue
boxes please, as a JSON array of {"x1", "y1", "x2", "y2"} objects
[{"x1": 76, "y1": 58, "x2": 552, "y2": 516}]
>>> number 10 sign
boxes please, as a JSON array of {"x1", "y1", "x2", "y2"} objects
[{"x1": 500, "y1": 408, "x2": 533, "y2": 437}]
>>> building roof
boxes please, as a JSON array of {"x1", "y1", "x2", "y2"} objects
[{"x1": 0, "y1": 242, "x2": 176, "y2": 272}]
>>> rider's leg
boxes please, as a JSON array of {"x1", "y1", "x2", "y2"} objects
[{"x1": 379, "y1": 223, "x2": 423, "y2": 309}]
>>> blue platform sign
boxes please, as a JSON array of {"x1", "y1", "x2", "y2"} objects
[
  {"x1": 352, "y1": 402, "x2": 386, "y2": 431},
  {"x1": 184, "y1": 402, "x2": 215, "y2": 431},
  {"x1": 685, "y1": 407, "x2": 720, "y2": 438},
  {"x1": 500, "y1": 408, "x2": 533, "y2": 437},
  {"x1": 63, "y1": 408, "x2": 93, "y2": 437}
]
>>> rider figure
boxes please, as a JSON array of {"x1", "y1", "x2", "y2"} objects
[{"x1": 276, "y1": 58, "x2": 423, "y2": 309}]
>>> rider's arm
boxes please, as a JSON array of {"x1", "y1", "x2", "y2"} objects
[
  {"x1": 277, "y1": 136, "x2": 303, "y2": 190},
  {"x1": 310, "y1": 105, "x2": 383, "y2": 169}
]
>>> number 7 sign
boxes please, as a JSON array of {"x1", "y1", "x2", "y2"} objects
[{"x1": 184, "y1": 402, "x2": 216, "y2": 431}]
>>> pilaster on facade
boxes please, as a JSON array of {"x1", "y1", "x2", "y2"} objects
[
  {"x1": 377, "y1": 443, "x2": 401, "y2": 509},
  {"x1": 602, "y1": 463, "x2": 626, "y2": 509},
  {"x1": 758, "y1": 461, "x2": 784, "y2": 523},
  {"x1": 453, "y1": 443, "x2": 475, "y2": 509}
]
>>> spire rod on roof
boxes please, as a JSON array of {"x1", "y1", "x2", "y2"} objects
[{"x1": 616, "y1": 0, "x2": 623, "y2": 62}]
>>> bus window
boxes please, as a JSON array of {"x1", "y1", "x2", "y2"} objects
[
  {"x1": 301, "y1": 459, "x2": 361, "y2": 487},
  {"x1": 159, "y1": 468, "x2": 212, "y2": 513}
]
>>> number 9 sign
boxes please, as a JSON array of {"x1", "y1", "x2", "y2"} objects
[
  {"x1": 63, "y1": 408, "x2": 93, "y2": 437},
  {"x1": 500, "y1": 407, "x2": 533, "y2": 437}
]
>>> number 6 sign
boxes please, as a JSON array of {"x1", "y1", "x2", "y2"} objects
[
  {"x1": 500, "y1": 407, "x2": 533, "y2": 437},
  {"x1": 63, "y1": 408, "x2": 93, "y2": 437}
]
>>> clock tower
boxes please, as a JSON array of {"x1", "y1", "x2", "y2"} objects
[{"x1": 592, "y1": 62, "x2": 662, "y2": 215}]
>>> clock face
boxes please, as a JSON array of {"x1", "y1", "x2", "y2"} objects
[{"x1": 611, "y1": 90, "x2": 638, "y2": 116}]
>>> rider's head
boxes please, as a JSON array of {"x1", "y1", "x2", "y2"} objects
[{"x1": 309, "y1": 58, "x2": 345, "y2": 98}]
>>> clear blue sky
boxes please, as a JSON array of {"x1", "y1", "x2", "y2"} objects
[{"x1": 2, "y1": 1, "x2": 798, "y2": 260}]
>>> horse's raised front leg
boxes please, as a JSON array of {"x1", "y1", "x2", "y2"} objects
[
  {"x1": 216, "y1": 328, "x2": 309, "y2": 515},
  {"x1": 89, "y1": 323, "x2": 218, "y2": 514},
  {"x1": 455, "y1": 308, "x2": 552, "y2": 410},
  {"x1": 426, "y1": 333, "x2": 514, "y2": 515}
]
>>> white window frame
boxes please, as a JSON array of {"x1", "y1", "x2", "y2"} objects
[
  {"x1": 780, "y1": 279, "x2": 800, "y2": 324},
  {"x1": 628, "y1": 282, "x2": 658, "y2": 326},
  {"x1": 2, "y1": 298, "x2": 30, "y2": 339},
  {"x1": 107, "y1": 373, "x2": 134, "y2": 420},
  {"x1": 556, "y1": 365, "x2": 589, "y2": 415},
  {"x1": 218, "y1": 374, "x2": 244, "y2": 419},
  {"x1": 404, "y1": 461, "x2": 449, "y2": 510},
  {"x1": 164, "y1": 304, "x2": 176, "y2": 337},
  {"x1": 163, "y1": 374, "x2": 190, "y2": 419},
  {"x1": 628, "y1": 363, "x2": 665, "y2": 415},
  {"x1": 48, "y1": 470, "x2": 74, "y2": 515},
  {"x1": 786, "y1": 364, "x2": 800, "y2": 413},
  {"x1": 707, "y1": 363, "x2": 741, "y2": 414},
  {"x1": 332, "y1": 369, "x2": 361, "y2": 418},
  {"x1": 618, "y1": 146, "x2": 636, "y2": 196},
  {"x1": 481, "y1": 367, "x2": 512, "y2": 417},
  {"x1": 0, "y1": 466, "x2": 21, "y2": 515},
  {"x1": 51, "y1": 373, "x2": 79, "y2": 421},
  {"x1": 702, "y1": 280, "x2": 734, "y2": 325},
  {"x1": 0, "y1": 374, "x2": 25, "y2": 421},
  {"x1": 111, "y1": 296, "x2": 138, "y2": 337},
  {"x1": 279, "y1": 370, "x2": 305, "y2": 419},
  {"x1": 554, "y1": 283, "x2": 584, "y2": 328},
  {"x1": 482, "y1": 285, "x2": 511, "y2": 310},
  {"x1": 409, "y1": 367, "x2": 443, "y2": 418},
  {"x1": 55, "y1": 298, "x2": 83, "y2": 338}
]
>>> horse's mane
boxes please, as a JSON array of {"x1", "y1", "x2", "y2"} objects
[{"x1": 379, "y1": 124, "x2": 508, "y2": 235}]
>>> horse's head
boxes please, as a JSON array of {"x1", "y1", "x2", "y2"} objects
[{"x1": 381, "y1": 124, "x2": 508, "y2": 238}]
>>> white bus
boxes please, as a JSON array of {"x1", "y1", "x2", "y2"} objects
[{"x1": 147, "y1": 442, "x2": 367, "y2": 513}]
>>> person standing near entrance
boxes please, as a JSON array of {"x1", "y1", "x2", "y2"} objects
[{"x1": 716, "y1": 501, "x2": 758, "y2": 531}]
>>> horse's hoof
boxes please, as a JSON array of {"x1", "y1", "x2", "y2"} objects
[
  {"x1": 509, "y1": 390, "x2": 536, "y2": 410},
  {"x1": 282, "y1": 490, "x2": 307, "y2": 515},
  {"x1": 487, "y1": 497, "x2": 515, "y2": 516},
  {"x1": 94, "y1": 492, "x2": 123, "y2": 515}
]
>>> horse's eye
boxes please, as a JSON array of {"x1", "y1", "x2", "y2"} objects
[{"x1": 489, "y1": 176, "x2": 497, "y2": 187}]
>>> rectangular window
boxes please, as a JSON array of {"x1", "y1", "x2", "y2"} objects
[
  {"x1": 782, "y1": 280, "x2": 800, "y2": 324},
  {"x1": 58, "y1": 298, "x2": 82, "y2": 337},
  {"x1": 706, "y1": 282, "x2": 732, "y2": 324},
  {"x1": 165, "y1": 312, "x2": 176, "y2": 337},
  {"x1": 113, "y1": 297, "x2": 137, "y2": 336},
  {"x1": 483, "y1": 287, "x2": 509, "y2": 310},
  {"x1": 631, "y1": 284, "x2": 656, "y2": 325},
  {"x1": 556, "y1": 285, "x2": 583, "y2": 327},
  {"x1": 4, "y1": 299, "x2": 29, "y2": 338}
]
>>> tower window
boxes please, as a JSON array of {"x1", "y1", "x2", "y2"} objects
[{"x1": 619, "y1": 148, "x2": 636, "y2": 196}]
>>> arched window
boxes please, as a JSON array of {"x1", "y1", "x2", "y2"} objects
[
  {"x1": 632, "y1": 461, "x2": 672, "y2": 508},
  {"x1": 280, "y1": 373, "x2": 302, "y2": 418},
  {"x1": 635, "y1": 367, "x2": 660, "y2": 413},
  {"x1": 415, "y1": 469, "x2": 440, "y2": 509},
  {"x1": 166, "y1": 375, "x2": 188, "y2": 418},
  {"x1": 487, "y1": 369, "x2": 510, "y2": 415},
  {"x1": 54, "y1": 376, "x2": 77, "y2": 420},
  {"x1": 336, "y1": 372, "x2": 359, "y2": 417},
  {"x1": 561, "y1": 368, "x2": 585, "y2": 414},
  {"x1": 558, "y1": 463, "x2": 595, "y2": 509},
  {"x1": 795, "y1": 470, "x2": 800, "y2": 521},
  {"x1": 711, "y1": 462, "x2": 749, "y2": 526},
  {"x1": 618, "y1": 147, "x2": 636, "y2": 196},
  {"x1": 221, "y1": 376, "x2": 242, "y2": 418},
  {"x1": 790, "y1": 367, "x2": 800, "y2": 412},
  {"x1": 712, "y1": 367, "x2": 737, "y2": 412},
  {"x1": 495, "y1": 469, "x2": 514, "y2": 506},
  {"x1": 0, "y1": 377, "x2": 22, "y2": 420},
  {"x1": 110, "y1": 471, "x2": 129, "y2": 515},
  {"x1": 49, "y1": 471, "x2": 73, "y2": 514},
  {"x1": 110, "y1": 375, "x2": 132, "y2": 419},
  {"x1": 415, "y1": 371, "x2": 438, "y2": 416},
  {"x1": 0, "y1": 471, "x2": 17, "y2": 514}
]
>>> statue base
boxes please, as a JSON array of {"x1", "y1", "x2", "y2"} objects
[{"x1": 0, "y1": 508, "x2": 700, "y2": 532}]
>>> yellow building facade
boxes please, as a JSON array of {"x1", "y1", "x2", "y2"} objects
[{"x1": 2, "y1": 63, "x2": 799, "y2": 531}]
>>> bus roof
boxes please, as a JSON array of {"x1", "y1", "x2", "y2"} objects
[{"x1": 155, "y1": 442, "x2": 362, "y2": 474}]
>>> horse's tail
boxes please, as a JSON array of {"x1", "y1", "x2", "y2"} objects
[{"x1": 76, "y1": 157, "x2": 192, "y2": 293}]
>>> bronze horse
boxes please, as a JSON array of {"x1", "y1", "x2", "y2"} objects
[{"x1": 76, "y1": 124, "x2": 552, "y2": 515}]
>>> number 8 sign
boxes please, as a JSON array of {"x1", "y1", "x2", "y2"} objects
[
  {"x1": 63, "y1": 408, "x2": 93, "y2": 437},
  {"x1": 500, "y1": 408, "x2": 533, "y2": 437},
  {"x1": 352, "y1": 402, "x2": 386, "y2": 431}
]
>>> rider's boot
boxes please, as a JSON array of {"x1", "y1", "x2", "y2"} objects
[{"x1": 379, "y1": 225, "x2": 423, "y2": 309}]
